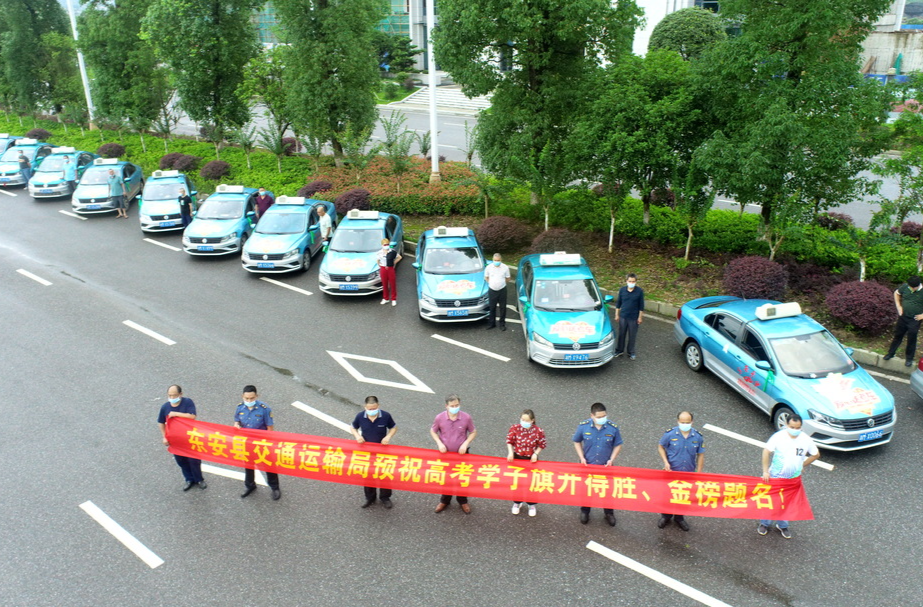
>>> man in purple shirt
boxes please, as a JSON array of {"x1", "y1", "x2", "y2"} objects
[
  {"x1": 254, "y1": 187, "x2": 274, "y2": 219},
  {"x1": 430, "y1": 394, "x2": 477, "y2": 514}
]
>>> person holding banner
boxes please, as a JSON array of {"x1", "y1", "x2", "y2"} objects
[
  {"x1": 758, "y1": 415, "x2": 819, "y2": 539},
  {"x1": 351, "y1": 396, "x2": 398, "y2": 509},
  {"x1": 506, "y1": 409, "x2": 546, "y2": 517},
  {"x1": 431, "y1": 395, "x2": 477, "y2": 514},
  {"x1": 573, "y1": 402, "x2": 623, "y2": 526},
  {"x1": 657, "y1": 411, "x2": 705, "y2": 531},
  {"x1": 234, "y1": 385, "x2": 282, "y2": 501},
  {"x1": 157, "y1": 384, "x2": 206, "y2": 492}
]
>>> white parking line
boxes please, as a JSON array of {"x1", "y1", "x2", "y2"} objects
[
  {"x1": 291, "y1": 400, "x2": 352, "y2": 433},
  {"x1": 867, "y1": 370, "x2": 910, "y2": 385},
  {"x1": 0, "y1": 188, "x2": 16, "y2": 197},
  {"x1": 431, "y1": 334, "x2": 511, "y2": 361},
  {"x1": 702, "y1": 424, "x2": 834, "y2": 471},
  {"x1": 122, "y1": 320, "x2": 176, "y2": 346},
  {"x1": 506, "y1": 305, "x2": 519, "y2": 314},
  {"x1": 259, "y1": 277, "x2": 313, "y2": 296},
  {"x1": 143, "y1": 238, "x2": 181, "y2": 252},
  {"x1": 445, "y1": 122, "x2": 468, "y2": 127},
  {"x1": 58, "y1": 210, "x2": 87, "y2": 220},
  {"x1": 16, "y1": 269, "x2": 52, "y2": 286},
  {"x1": 201, "y1": 463, "x2": 268, "y2": 486},
  {"x1": 79, "y1": 501, "x2": 164, "y2": 569},
  {"x1": 587, "y1": 541, "x2": 732, "y2": 607}
]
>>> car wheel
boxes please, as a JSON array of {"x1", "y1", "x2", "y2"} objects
[
  {"x1": 301, "y1": 250, "x2": 311, "y2": 272},
  {"x1": 239, "y1": 234, "x2": 248, "y2": 252},
  {"x1": 684, "y1": 341, "x2": 704, "y2": 372},
  {"x1": 772, "y1": 406, "x2": 796, "y2": 431}
]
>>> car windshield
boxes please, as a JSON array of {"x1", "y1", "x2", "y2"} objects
[
  {"x1": 329, "y1": 228, "x2": 381, "y2": 252},
  {"x1": 36, "y1": 156, "x2": 67, "y2": 172},
  {"x1": 144, "y1": 182, "x2": 184, "y2": 200},
  {"x1": 256, "y1": 212, "x2": 306, "y2": 235},
  {"x1": 1, "y1": 148, "x2": 26, "y2": 162},
  {"x1": 424, "y1": 247, "x2": 484, "y2": 274},
  {"x1": 81, "y1": 167, "x2": 115, "y2": 184},
  {"x1": 770, "y1": 330, "x2": 856, "y2": 378},
  {"x1": 197, "y1": 198, "x2": 242, "y2": 220},
  {"x1": 531, "y1": 279, "x2": 602, "y2": 312}
]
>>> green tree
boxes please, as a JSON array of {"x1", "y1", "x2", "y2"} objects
[
  {"x1": 38, "y1": 32, "x2": 84, "y2": 118},
  {"x1": 239, "y1": 45, "x2": 292, "y2": 142},
  {"x1": 673, "y1": 155, "x2": 715, "y2": 260},
  {"x1": 258, "y1": 119, "x2": 287, "y2": 173},
  {"x1": 142, "y1": 0, "x2": 261, "y2": 159},
  {"x1": 827, "y1": 209, "x2": 899, "y2": 281},
  {"x1": 339, "y1": 122, "x2": 379, "y2": 184},
  {"x1": 230, "y1": 125, "x2": 258, "y2": 170},
  {"x1": 274, "y1": 0, "x2": 384, "y2": 168},
  {"x1": 380, "y1": 111, "x2": 415, "y2": 193},
  {"x1": 648, "y1": 6, "x2": 727, "y2": 61},
  {"x1": 371, "y1": 31, "x2": 421, "y2": 74}
]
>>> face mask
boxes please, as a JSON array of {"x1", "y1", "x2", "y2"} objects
[
  {"x1": 245, "y1": 401, "x2": 257, "y2": 409},
  {"x1": 627, "y1": 282, "x2": 636, "y2": 289},
  {"x1": 448, "y1": 406, "x2": 461, "y2": 415},
  {"x1": 366, "y1": 408, "x2": 379, "y2": 417},
  {"x1": 259, "y1": 192, "x2": 265, "y2": 197},
  {"x1": 493, "y1": 260, "x2": 501, "y2": 266},
  {"x1": 520, "y1": 420, "x2": 532, "y2": 429},
  {"x1": 678, "y1": 423, "x2": 692, "y2": 432},
  {"x1": 787, "y1": 428, "x2": 801, "y2": 437},
  {"x1": 594, "y1": 416, "x2": 607, "y2": 426},
  {"x1": 168, "y1": 397, "x2": 181, "y2": 405}
]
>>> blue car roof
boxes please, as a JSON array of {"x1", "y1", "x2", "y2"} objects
[
  {"x1": 522, "y1": 254, "x2": 595, "y2": 281},
  {"x1": 422, "y1": 232, "x2": 479, "y2": 249},
  {"x1": 340, "y1": 214, "x2": 392, "y2": 228},
  {"x1": 692, "y1": 297, "x2": 827, "y2": 338}
]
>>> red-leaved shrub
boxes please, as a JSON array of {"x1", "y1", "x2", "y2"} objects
[
  {"x1": 199, "y1": 160, "x2": 230, "y2": 181},
  {"x1": 475, "y1": 216, "x2": 532, "y2": 254},
  {"x1": 816, "y1": 212, "x2": 854, "y2": 231},
  {"x1": 899, "y1": 221, "x2": 922, "y2": 239},
  {"x1": 530, "y1": 227, "x2": 584, "y2": 256},
  {"x1": 335, "y1": 188, "x2": 372, "y2": 215},
  {"x1": 97, "y1": 143, "x2": 126, "y2": 158},
  {"x1": 784, "y1": 261, "x2": 842, "y2": 296},
  {"x1": 826, "y1": 281, "x2": 895, "y2": 334},
  {"x1": 159, "y1": 152, "x2": 183, "y2": 169},
  {"x1": 298, "y1": 180, "x2": 333, "y2": 198},
  {"x1": 723, "y1": 256, "x2": 788, "y2": 300},
  {"x1": 25, "y1": 128, "x2": 52, "y2": 141},
  {"x1": 172, "y1": 154, "x2": 201, "y2": 172},
  {"x1": 282, "y1": 137, "x2": 300, "y2": 156}
]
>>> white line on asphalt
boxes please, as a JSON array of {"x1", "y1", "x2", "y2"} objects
[
  {"x1": 201, "y1": 463, "x2": 268, "y2": 486},
  {"x1": 505, "y1": 318, "x2": 522, "y2": 324},
  {"x1": 79, "y1": 501, "x2": 164, "y2": 569},
  {"x1": 259, "y1": 277, "x2": 313, "y2": 296},
  {"x1": 142, "y1": 238, "x2": 181, "y2": 252},
  {"x1": 506, "y1": 305, "x2": 520, "y2": 314},
  {"x1": 431, "y1": 334, "x2": 511, "y2": 361},
  {"x1": 291, "y1": 400, "x2": 352, "y2": 433},
  {"x1": 586, "y1": 541, "x2": 732, "y2": 607},
  {"x1": 438, "y1": 144, "x2": 463, "y2": 150},
  {"x1": 16, "y1": 269, "x2": 52, "y2": 286},
  {"x1": 58, "y1": 210, "x2": 87, "y2": 220},
  {"x1": 645, "y1": 314, "x2": 675, "y2": 324},
  {"x1": 702, "y1": 424, "x2": 834, "y2": 471},
  {"x1": 327, "y1": 350, "x2": 435, "y2": 393},
  {"x1": 0, "y1": 188, "x2": 16, "y2": 197},
  {"x1": 122, "y1": 320, "x2": 176, "y2": 346},
  {"x1": 445, "y1": 122, "x2": 468, "y2": 127},
  {"x1": 867, "y1": 369, "x2": 911, "y2": 385}
]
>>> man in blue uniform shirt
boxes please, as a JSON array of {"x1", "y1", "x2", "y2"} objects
[
  {"x1": 157, "y1": 384, "x2": 206, "y2": 491},
  {"x1": 572, "y1": 402, "x2": 623, "y2": 526},
  {"x1": 657, "y1": 411, "x2": 705, "y2": 531},
  {"x1": 350, "y1": 396, "x2": 398, "y2": 509},
  {"x1": 63, "y1": 156, "x2": 77, "y2": 194},
  {"x1": 234, "y1": 385, "x2": 281, "y2": 501}
]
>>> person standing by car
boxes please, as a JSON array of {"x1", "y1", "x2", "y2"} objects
[
  {"x1": 573, "y1": 402, "x2": 623, "y2": 526},
  {"x1": 351, "y1": 396, "x2": 398, "y2": 509},
  {"x1": 63, "y1": 156, "x2": 77, "y2": 194},
  {"x1": 506, "y1": 409, "x2": 546, "y2": 517},
  {"x1": 758, "y1": 414, "x2": 820, "y2": 539},
  {"x1": 234, "y1": 385, "x2": 281, "y2": 501},
  {"x1": 484, "y1": 253, "x2": 511, "y2": 331},
  {"x1": 254, "y1": 187, "x2": 273, "y2": 220},
  {"x1": 177, "y1": 187, "x2": 194, "y2": 227},
  {"x1": 18, "y1": 152, "x2": 31, "y2": 184},
  {"x1": 883, "y1": 275, "x2": 923, "y2": 367},
  {"x1": 430, "y1": 394, "x2": 476, "y2": 514},
  {"x1": 107, "y1": 168, "x2": 129, "y2": 218},
  {"x1": 614, "y1": 273, "x2": 644, "y2": 360},
  {"x1": 657, "y1": 411, "x2": 704, "y2": 531},
  {"x1": 317, "y1": 205, "x2": 332, "y2": 249},
  {"x1": 157, "y1": 384, "x2": 206, "y2": 492},
  {"x1": 379, "y1": 238, "x2": 401, "y2": 306}
]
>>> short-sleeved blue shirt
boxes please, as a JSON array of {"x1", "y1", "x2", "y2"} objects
[
  {"x1": 658, "y1": 427, "x2": 705, "y2": 472},
  {"x1": 157, "y1": 396, "x2": 196, "y2": 424},
  {"x1": 235, "y1": 401, "x2": 274, "y2": 430},
  {"x1": 107, "y1": 173, "x2": 124, "y2": 197},
  {"x1": 64, "y1": 161, "x2": 77, "y2": 182},
  {"x1": 572, "y1": 420, "x2": 623, "y2": 465},
  {"x1": 351, "y1": 410, "x2": 396, "y2": 443}
]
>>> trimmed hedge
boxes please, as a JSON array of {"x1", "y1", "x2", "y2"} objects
[
  {"x1": 200, "y1": 160, "x2": 230, "y2": 180},
  {"x1": 25, "y1": 128, "x2": 52, "y2": 141},
  {"x1": 723, "y1": 256, "x2": 788, "y2": 300},
  {"x1": 530, "y1": 228, "x2": 584, "y2": 256},
  {"x1": 97, "y1": 143, "x2": 125, "y2": 158},
  {"x1": 475, "y1": 216, "x2": 533, "y2": 254},
  {"x1": 826, "y1": 281, "x2": 895, "y2": 335},
  {"x1": 335, "y1": 188, "x2": 371, "y2": 215}
]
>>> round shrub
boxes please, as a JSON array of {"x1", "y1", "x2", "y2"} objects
[
  {"x1": 297, "y1": 180, "x2": 333, "y2": 198},
  {"x1": 425, "y1": 154, "x2": 447, "y2": 163},
  {"x1": 172, "y1": 154, "x2": 201, "y2": 172},
  {"x1": 475, "y1": 216, "x2": 532, "y2": 254},
  {"x1": 530, "y1": 228, "x2": 584, "y2": 256},
  {"x1": 723, "y1": 256, "x2": 788, "y2": 300},
  {"x1": 159, "y1": 152, "x2": 183, "y2": 169},
  {"x1": 199, "y1": 160, "x2": 230, "y2": 181},
  {"x1": 591, "y1": 182, "x2": 623, "y2": 198},
  {"x1": 784, "y1": 261, "x2": 841, "y2": 296},
  {"x1": 97, "y1": 143, "x2": 125, "y2": 158},
  {"x1": 282, "y1": 137, "x2": 300, "y2": 156},
  {"x1": 25, "y1": 128, "x2": 52, "y2": 141},
  {"x1": 816, "y1": 212, "x2": 854, "y2": 231},
  {"x1": 334, "y1": 188, "x2": 371, "y2": 215},
  {"x1": 650, "y1": 187, "x2": 675, "y2": 208},
  {"x1": 899, "y1": 221, "x2": 922, "y2": 239},
  {"x1": 826, "y1": 280, "x2": 895, "y2": 335}
]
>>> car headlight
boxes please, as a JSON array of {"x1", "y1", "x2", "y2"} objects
[
  {"x1": 422, "y1": 294, "x2": 436, "y2": 305},
  {"x1": 478, "y1": 294, "x2": 489, "y2": 305},
  {"x1": 369, "y1": 269, "x2": 380, "y2": 280},
  {"x1": 532, "y1": 333, "x2": 553, "y2": 347},
  {"x1": 600, "y1": 331, "x2": 615, "y2": 347},
  {"x1": 220, "y1": 232, "x2": 238, "y2": 243},
  {"x1": 320, "y1": 270, "x2": 330, "y2": 281},
  {"x1": 285, "y1": 248, "x2": 300, "y2": 258},
  {"x1": 182, "y1": 235, "x2": 190, "y2": 244},
  {"x1": 808, "y1": 409, "x2": 843, "y2": 429}
]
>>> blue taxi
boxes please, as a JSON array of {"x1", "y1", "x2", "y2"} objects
[
  {"x1": 413, "y1": 226, "x2": 489, "y2": 321},
  {"x1": 516, "y1": 252, "x2": 615, "y2": 368},
  {"x1": 242, "y1": 196, "x2": 336, "y2": 273},
  {"x1": 0, "y1": 138, "x2": 53, "y2": 186},
  {"x1": 183, "y1": 184, "x2": 259, "y2": 255},
  {"x1": 0, "y1": 133, "x2": 22, "y2": 153},
  {"x1": 674, "y1": 297, "x2": 896, "y2": 451},
  {"x1": 318, "y1": 210, "x2": 403, "y2": 295},
  {"x1": 28, "y1": 148, "x2": 97, "y2": 198},
  {"x1": 72, "y1": 158, "x2": 144, "y2": 215},
  {"x1": 138, "y1": 170, "x2": 197, "y2": 233}
]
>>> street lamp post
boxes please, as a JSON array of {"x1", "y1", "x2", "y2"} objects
[
  {"x1": 426, "y1": 0, "x2": 440, "y2": 183},
  {"x1": 66, "y1": 0, "x2": 97, "y2": 130}
]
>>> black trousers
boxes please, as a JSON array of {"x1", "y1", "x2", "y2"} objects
[
  {"x1": 660, "y1": 512, "x2": 686, "y2": 522},
  {"x1": 616, "y1": 316, "x2": 639, "y2": 355},
  {"x1": 364, "y1": 486, "x2": 392, "y2": 502},
  {"x1": 512, "y1": 453, "x2": 537, "y2": 506},
  {"x1": 888, "y1": 315, "x2": 922, "y2": 361},
  {"x1": 244, "y1": 468, "x2": 279, "y2": 490},
  {"x1": 487, "y1": 287, "x2": 507, "y2": 327}
]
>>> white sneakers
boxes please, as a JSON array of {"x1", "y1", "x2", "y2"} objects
[
  {"x1": 511, "y1": 502, "x2": 537, "y2": 517},
  {"x1": 528, "y1": 505, "x2": 537, "y2": 517},
  {"x1": 392, "y1": 300, "x2": 397, "y2": 307},
  {"x1": 380, "y1": 299, "x2": 387, "y2": 304},
  {"x1": 511, "y1": 502, "x2": 521, "y2": 515}
]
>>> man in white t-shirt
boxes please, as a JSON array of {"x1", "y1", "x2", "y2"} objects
[
  {"x1": 317, "y1": 206, "x2": 332, "y2": 246},
  {"x1": 758, "y1": 414, "x2": 820, "y2": 539},
  {"x1": 484, "y1": 253, "x2": 511, "y2": 330}
]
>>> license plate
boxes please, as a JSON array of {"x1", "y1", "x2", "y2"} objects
[
  {"x1": 339, "y1": 284, "x2": 359, "y2": 291},
  {"x1": 564, "y1": 353, "x2": 590, "y2": 361},
  {"x1": 87, "y1": 204, "x2": 101, "y2": 210},
  {"x1": 447, "y1": 309, "x2": 469, "y2": 317},
  {"x1": 197, "y1": 245, "x2": 214, "y2": 252},
  {"x1": 159, "y1": 221, "x2": 176, "y2": 228},
  {"x1": 40, "y1": 189, "x2": 52, "y2": 194},
  {"x1": 257, "y1": 262, "x2": 275, "y2": 269},
  {"x1": 0, "y1": 177, "x2": 9, "y2": 182},
  {"x1": 858, "y1": 429, "x2": 884, "y2": 442}
]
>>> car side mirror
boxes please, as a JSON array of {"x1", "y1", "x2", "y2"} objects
[
  {"x1": 246, "y1": 211, "x2": 255, "y2": 218},
  {"x1": 845, "y1": 347, "x2": 854, "y2": 357},
  {"x1": 519, "y1": 296, "x2": 528, "y2": 305},
  {"x1": 755, "y1": 360, "x2": 772, "y2": 371},
  {"x1": 191, "y1": 191, "x2": 197, "y2": 196},
  {"x1": 604, "y1": 295, "x2": 614, "y2": 303},
  {"x1": 412, "y1": 262, "x2": 420, "y2": 269}
]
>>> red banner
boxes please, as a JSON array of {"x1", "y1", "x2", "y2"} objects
[{"x1": 166, "y1": 418, "x2": 813, "y2": 520}]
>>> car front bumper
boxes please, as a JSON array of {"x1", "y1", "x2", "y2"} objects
[
  {"x1": 803, "y1": 415, "x2": 896, "y2": 451},
  {"x1": 0, "y1": 173, "x2": 26, "y2": 186},
  {"x1": 29, "y1": 183, "x2": 71, "y2": 198},
  {"x1": 418, "y1": 300, "x2": 489, "y2": 322},
  {"x1": 184, "y1": 237, "x2": 243, "y2": 256},
  {"x1": 141, "y1": 215, "x2": 184, "y2": 233},
  {"x1": 527, "y1": 340, "x2": 615, "y2": 368},
  {"x1": 242, "y1": 252, "x2": 302, "y2": 273},
  {"x1": 319, "y1": 275, "x2": 382, "y2": 296},
  {"x1": 73, "y1": 199, "x2": 118, "y2": 214}
]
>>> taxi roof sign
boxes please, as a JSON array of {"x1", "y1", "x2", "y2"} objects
[
  {"x1": 539, "y1": 252, "x2": 581, "y2": 266},
  {"x1": 152, "y1": 170, "x2": 180, "y2": 178},
  {"x1": 0, "y1": 133, "x2": 8, "y2": 138},
  {"x1": 755, "y1": 302, "x2": 802, "y2": 321},
  {"x1": 216, "y1": 184, "x2": 245, "y2": 193},
  {"x1": 50, "y1": 146, "x2": 76, "y2": 154},
  {"x1": 276, "y1": 195, "x2": 306, "y2": 205},
  {"x1": 93, "y1": 158, "x2": 120, "y2": 165},
  {"x1": 434, "y1": 226, "x2": 469, "y2": 237},
  {"x1": 347, "y1": 210, "x2": 380, "y2": 220},
  {"x1": 16, "y1": 138, "x2": 38, "y2": 145}
]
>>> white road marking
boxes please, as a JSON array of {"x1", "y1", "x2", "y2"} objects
[
  {"x1": 58, "y1": 210, "x2": 87, "y2": 220},
  {"x1": 291, "y1": 401, "x2": 352, "y2": 433},
  {"x1": 504, "y1": 318, "x2": 522, "y2": 324},
  {"x1": 438, "y1": 144, "x2": 463, "y2": 150},
  {"x1": 506, "y1": 305, "x2": 519, "y2": 314},
  {"x1": 259, "y1": 277, "x2": 313, "y2": 296},
  {"x1": 867, "y1": 369, "x2": 910, "y2": 385},
  {"x1": 201, "y1": 463, "x2": 268, "y2": 486},
  {"x1": 703, "y1": 424, "x2": 834, "y2": 471},
  {"x1": 79, "y1": 501, "x2": 164, "y2": 569},
  {"x1": 142, "y1": 238, "x2": 181, "y2": 252},
  {"x1": 432, "y1": 334, "x2": 511, "y2": 362},
  {"x1": 122, "y1": 320, "x2": 176, "y2": 346},
  {"x1": 327, "y1": 350, "x2": 434, "y2": 393},
  {"x1": 0, "y1": 188, "x2": 16, "y2": 197},
  {"x1": 587, "y1": 541, "x2": 732, "y2": 607},
  {"x1": 445, "y1": 122, "x2": 468, "y2": 127},
  {"x1": 16, "y1": 269, "x2": 52, "y2": 286},
  {"x1": 645, "y1": 314, "x2": 675, "y2": 324}
]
